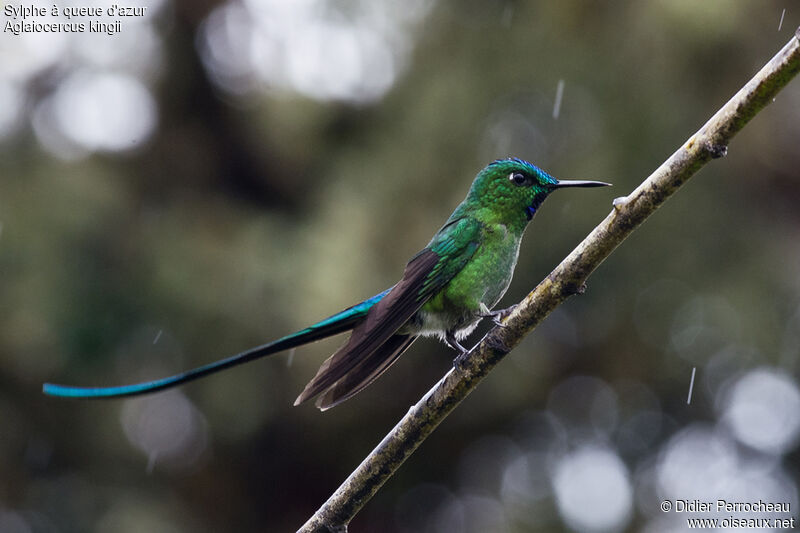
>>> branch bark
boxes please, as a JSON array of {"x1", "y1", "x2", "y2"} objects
[{"x1": 298, "y1": 28, "x2": 800, "y2": 533}]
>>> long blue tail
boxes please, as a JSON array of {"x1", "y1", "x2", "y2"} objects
[{"x1": 43, "y1": 289, "x2": 390, "y2": 399}]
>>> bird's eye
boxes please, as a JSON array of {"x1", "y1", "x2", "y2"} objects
[{"x1": 509, "y1": 172, "x2": 529, "y2": 186}]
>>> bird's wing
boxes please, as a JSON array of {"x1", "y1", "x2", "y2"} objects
[
  {"x1": 315, "y1": 334, "x2": 417, "y2": 410},
  {"x1": 295, "y1": 216, "x2": 482, "y2": 407},
  {"x1": 42, "y1": 289, "x2": 391, "y2": 399}
]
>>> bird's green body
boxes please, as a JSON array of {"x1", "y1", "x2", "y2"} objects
[
  {"x1": 43, "y1": 158, "x2": 609, "y2": 410},
  {"x1": 411, "y1": 208, "x2": 522, "y2": 340}
]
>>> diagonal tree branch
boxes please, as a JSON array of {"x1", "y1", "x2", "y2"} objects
[{"x1": 299, "y1": 28, "x2": 800, "y2": 533}]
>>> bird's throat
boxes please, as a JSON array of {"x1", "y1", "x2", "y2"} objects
[{"x1": 525, "y1": 192, "x2": 548, "y2": 220}]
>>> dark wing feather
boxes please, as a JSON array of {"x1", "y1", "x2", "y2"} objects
[
  {"x1": 295, "y1": 216, "x2": 483, "y2": 408},
  {"x1": 294, "y1": 249, "x2": 439, "y2": 405},
  {"x1": 314, "y1": 334, "x2": 416, "y2": 411}
]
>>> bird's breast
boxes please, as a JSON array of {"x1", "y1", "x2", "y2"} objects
[{"x1": 414, "y1": 222, "x2": 522, "y2": 337}]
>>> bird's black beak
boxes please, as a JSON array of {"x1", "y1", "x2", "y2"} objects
[{"x1": 553, "y1": 180, "x2": 612, "y2": 188}]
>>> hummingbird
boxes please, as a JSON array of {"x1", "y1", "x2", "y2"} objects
[{"x1": 43, "y1": 158, "x2": 609, "y2": 410}]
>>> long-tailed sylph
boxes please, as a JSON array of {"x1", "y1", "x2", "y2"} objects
[{"x1": 43, "y1": 158, "x2": 609, "y2": 410}]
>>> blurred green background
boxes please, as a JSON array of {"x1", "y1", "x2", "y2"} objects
[{"x1": 1, "y1": 1, "x2": 799, "y2": 532}]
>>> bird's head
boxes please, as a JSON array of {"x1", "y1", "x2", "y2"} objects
[{"x1": 467, "y1": 158, "x2": 610, "y2": 224}]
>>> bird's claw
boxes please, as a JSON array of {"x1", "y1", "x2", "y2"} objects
[
  {"x1": 445, "y1": 331, "x2": 468, "y2": 354},
  {"x1": 453, "y1": 351, "x2": 470, "y2": 371},
  {"x1": 446, "y1": 330, "x2": 471, "y2": 370},
  {"x1": 488, "y1": 315, "x2": 505, "y2": 327},
  {"x1": 479, "y1": 303, "x2": 516, "y2": 327}
]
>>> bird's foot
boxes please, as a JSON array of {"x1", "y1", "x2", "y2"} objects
[
  {"x1": 445, "y1": 331, "x2": 468, "y2": 354},
  {"x1": 479, "y1": 303, "x2": 517, "y2": 327},
  {"x1": 446, "y1": 331, "x2": 471, "y2": 371},
  {"x1": 453, "y1": 350, "x2": 470, "y2": 371}
]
